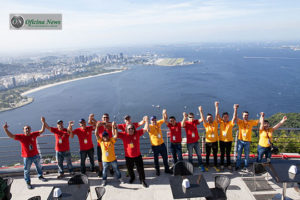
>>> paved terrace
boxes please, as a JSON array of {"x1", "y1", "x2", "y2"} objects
[{"x1": 2, "y1": 158, "x2": 300, "y2": 200}]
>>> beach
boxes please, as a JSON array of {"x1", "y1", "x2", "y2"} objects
[{"x1": 21, "y1": 70, "x2": 124, "y2": 96}]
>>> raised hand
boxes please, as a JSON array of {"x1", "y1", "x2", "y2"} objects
[
  {"x1": 260, "y1": 112, "x2": 265, "y2": 117},
  {"x1": 3, "y1": 122, "x2": 8, "y2": 129},
  {"x1": 41, "y1": 116, "x2": 45, "y2": 123},
  {"x1": 198, "y1": 106, "x2": 203, "y2": 112},
  {"x1": 69, "y1": 121, "x2": 74, "y2": 126},
  {"x1": 234, "y1": 104, "x2": 239, "y2": 109},
  {"x1": 215, "y1": 101, "x2": 219, "y2": 107},
  {"x1": 282, "y1": 116, "x2": 288, "y2": 122}
]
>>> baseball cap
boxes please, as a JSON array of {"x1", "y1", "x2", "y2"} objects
[
  {"x1": 57, "y1": 120, "x2": 63, "y2": 124},
  {"x1": 79, "y1": 118, "x2": 86, "y2": 123},
  {"x1": 102, "y1": 131, "x2": 109, "y2": 137},
  {"x1": 150, "y1": 116, "x2": 157, "y2": 121},
  {"x1": 124, "y1": 115, "x2": 131, "y2": 120}
]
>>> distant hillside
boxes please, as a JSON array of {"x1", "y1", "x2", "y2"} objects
[{"x1": 267, "y1": 112, "x2": 300, "y2": 128}]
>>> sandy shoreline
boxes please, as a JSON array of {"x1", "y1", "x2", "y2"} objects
[{"x1": 21, "y1": 70, "x2": 124, "y2": 96}]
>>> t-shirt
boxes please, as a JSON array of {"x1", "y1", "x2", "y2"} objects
[
  {"x1": 117, "y1": 122, "x2": 139, "y2": 132},
  {"x1": 148, "y1": 119, "x2": 164, "y2": 146},
  {"x1": 98, "y1": 138, "x2": 116, "y2": 162},
  {"x1": 14, "y1": 131, "x2": 40, "y2": 158},
  {"x1": 118, "y1": 129, "x2": 144, "y2": 158},
  {"x1": 72, "y1": 126, "x2": 94, "y2": 151},
  {"x1": 97, "y1": 122, "x2": 113, "y2": 147},
  {"x1": 259, "y1": 128, "x2": 273, "y2": 147},
  {"x1": 203, "y1": 121, "x2": 219, "y2": 143},
  {"x1": 237, "y1": 119, "x2": 259, "y2": 142},
  {"x1": 184, "y1": 120, "x2": 200, "y2": 144},
  {"x1": 167, "y1": 122, "x2": 182, "y2": 143},
  {"x1": 50, "y1": 127, "x2": 70, "y2": 152},
  {"x1": 218, "y1": 119, "x2": 235, "y2": 142}
]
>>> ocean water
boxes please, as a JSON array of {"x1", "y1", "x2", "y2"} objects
[{"x1": 1, "y1": 44, "x2": 300, "y2": 165}]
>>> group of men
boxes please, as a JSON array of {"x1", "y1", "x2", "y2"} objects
[{"x1": 2, "y1": 102, "x2": 287, "y2": 189}]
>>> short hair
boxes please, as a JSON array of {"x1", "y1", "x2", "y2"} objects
[
  {"x1": 243, "y1": 111, "x2": 249, "y2": 114},
  {"x1": 264, "y1": 120, "x2": 269, "y2": 123},
  {"x1": 103, "y1": 113, "x2": 109, "y2": 117},
  {"x1": 169, "y1": 116, "x2": 176, "y2": 120},
  {"x1": 222, "y1": 112, "x2": 229, "y2": 117},
  {"x1": 207, "y1": 113, "x2": 213, "y2": 117},
  {"x1": 188, "y1": 112, "x2": 194, "y2": 116}
]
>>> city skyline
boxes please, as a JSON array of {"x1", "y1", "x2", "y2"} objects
[{"x1": 1, "y1": 0, "x2": 300, "y2": 54}]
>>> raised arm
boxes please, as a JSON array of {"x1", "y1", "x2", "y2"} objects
[
  {"x1": 232, "y1": 104, "x2": 239, "y2": 122},
  {"x1": 112, "y1": 121, "x2": 118, "y2": 139},
  {"x1": 162, "y1": 109, "x2": 169, "y2": 126},
  {"x1": 88, "y1": 113, "x2": 97, "y2": 128},
  {"x1": 43, "y1": 118, "x2": 51, "y2": 132},
  {"x1": 273, "y1": 116, "x2": 287, "y2": 131},
  {"x1": 199, "y1": 106, "x2": 207, "y2": 124},
  {"x1": 259, "y1": 112, "x2": 265, "y2": 130},
  {"x1": 3, "y1": 122, "x2": 15, "y2": 139},
  {"x1": 68, "y1": 121, "x2": 74, "y2": 138},
  {"x1": 138, "y1": 116, "x2": 146, "y2": 126},
  {"x1": 215, "y1": 101, "x2": 219, "y2": 122},
  {"x1": 181, "y1": 112, "x2": 188, "y2": 127},
  {"x1": 95, "y1": 121, "x2": 101, "y2": 141},
  {"x1": 39, "y1": 116, "x2": 46, "y2": 134},
  {"x1": 143, "y1": 116, "x2": 149, "y2": 133}
]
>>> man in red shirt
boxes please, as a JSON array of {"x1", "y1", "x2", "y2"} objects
[
  {"x1": 44, "y1": 119, "x2": 74, "y2": 179},
  {"x1": 182, "y1": 111, "x2": 205, "y2": 172},
  {"x1": 163, "y1": 109, "x2": 183, "y2": 165},
  {"x1": 3, "y1": 117, "x2": 47, "y2": 189},
  {"x1": 117, "y1": 115, "x2": 145, "y2": 132},
  {"x1": 89, "y1": 113, "x2": 114, "y2": 177},
  {"x1": 68, "y1": 118, "x2": 95, "y2": 174},
  {"x1": 117, "y1": 116, "x2": 149, "y2": 188}
]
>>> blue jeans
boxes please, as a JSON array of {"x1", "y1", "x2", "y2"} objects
[
  {"x1": 56, "y1": 151, "x2": 73, "y2": 174},
  {"x1": 170, "y1": 143, "x2": 183, "y2": 164},
  {"x1": 257, "y1": 145, "x2": 271, "y2": 163},
  {"x1": 152, "y1": 143, "x2": 170, "y2": 171},
  {"x1": 236, "y1": 140, "x2": 250, "y2": 168},
  {"x1": 187, "y1": 142, "x2": 203, "y2": 166},
  {"x1": 102, "y1": 160, "x2": 121, "y2": 180},
  {"x1": 23, "y1": 154, "x2": 43, "y2": 183},
  {"x1": 80, "y1": 148, "x2": 95, "y2": 174}
]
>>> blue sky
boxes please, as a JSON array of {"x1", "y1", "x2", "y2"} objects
[{"x1": 0, "y1": 0, "x2": 300, "y2": 53}]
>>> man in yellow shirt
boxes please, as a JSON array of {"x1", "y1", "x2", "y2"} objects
[
  {"x1": 199, "y1": 103, "x2": 219, "y2": 172},
  {"x1": 95, "y1": 121, "x2": 123, "y2": 186},
  {"x1": 257, "y1": 113, "x2": 287, "y2": 163},
  {"x1": 236, "y1": 110, "x2": 261, "y2": 172},
  {"x1": 148, "y1": 110, "x2": 172, "y2": 176},
  {"x1": 217, "y1": 103, "x2": 238, "y2": 170}
]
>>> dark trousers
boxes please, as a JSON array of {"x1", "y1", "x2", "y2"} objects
[
  {"x1": 170, "y1": 143, "x2": 183, "y2": 164},
  {"x1": 80, "y1": 148, "x2": 95, "y2": 174},
  {"x1": 152, "y1": 143, "x2": 169, "y2": 171},
  {"x1": 220, "y1": 141, "x2": 232, "y2": 166},
  {"x1": 205, "y1": 142, "x2": 218, "y2": 166},
  {"x1": 125, "y1": 155, "x2": 145, "y2": 181}
]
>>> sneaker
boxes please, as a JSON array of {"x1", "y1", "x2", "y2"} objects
[
  {"x1": 228, "y1": 165, "x2": 232, "y2": 170},
  {"x1": 129, "y1": 177, "x2": 135, "y2": 184},
  {"x1": 220, "y1": 165, "x2": 225, "y2": 170},
  {"x1": 57, "y1": 174, "x2": 64, "y2": 179},
  {"x1": 205, "y1": 166, "x2": 209, "y2": 172},
  {"x1": 27, "y1": 182, "x2": 33, "y2": 189},
  {"x1": 199, "y1": 165, "x2": 206, "y2": 172},
  {"x1": 241, "y1": 168, "x2": 249, "y2": 173},
  {"x1": 165, "y1": 169, "x2": 173, "y2": 174},
  {"x1": 214, "y1": 166, "x2": 220, "y2": 172},
  {"x1": 102, "y1": 180, "x2": 107, "y2": 186},
  {"x1": 141, "y1": 180, "x2": 148, "y2": 188},
  {"x1": 38, "y1": 176, "x2": 48, "y2": 182},
  {"x1": 119, "y1": 178, "x2": 124, "y2": 184},
  {"x1": 156, "y1": 170, "x2": 160, "y2": 176},
  {"x1": 109, "y1": 168, "x2": 114, "y2": 176}
]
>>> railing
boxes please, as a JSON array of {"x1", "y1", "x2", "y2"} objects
[{"x1": 0, "y1": 127, "x2": 299, "y2": 168}]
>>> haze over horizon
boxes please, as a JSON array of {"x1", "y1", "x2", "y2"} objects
[{"x1": 1, "y1": 0, "x2": 300, "y2": 54}]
